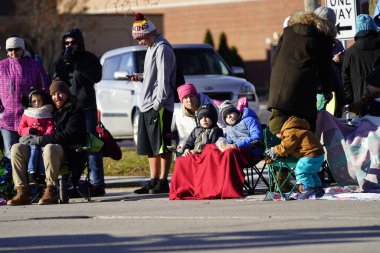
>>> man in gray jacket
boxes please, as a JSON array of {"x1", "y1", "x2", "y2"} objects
[{"x1": 128, "y1": 13, "x2": 177, "y2": 194}]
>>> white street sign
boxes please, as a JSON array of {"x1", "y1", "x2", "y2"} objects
[{"x1": 326, "y1": 0, "x2": 357, "y2": 40}]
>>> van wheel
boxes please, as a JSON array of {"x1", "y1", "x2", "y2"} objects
[{"x1": 133, "y1": 110, "x2": 140, "y2": 145}]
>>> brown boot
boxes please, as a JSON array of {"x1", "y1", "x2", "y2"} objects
[
  {"x1": 7, "y1": 186, "x2": 32, "y2": 206},
  {"x1": 38, "y1": 185, "x2": 58, "y2": 205}
]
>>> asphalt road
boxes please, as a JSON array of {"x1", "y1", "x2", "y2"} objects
[{"x1": 1, "y1": 188, "x2": 380, "y2": 253}]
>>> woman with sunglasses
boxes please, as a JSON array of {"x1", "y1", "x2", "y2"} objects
[{"x1": 0, "y1": 36, "x2": 49, "y2": 189}]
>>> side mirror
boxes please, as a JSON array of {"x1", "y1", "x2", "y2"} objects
[
  {"x1": 231, "y1": 66, "x2": 245, "y2": 76},
  {"x1": 114, "y1": 71, "x2": 128, "y2": 80}
]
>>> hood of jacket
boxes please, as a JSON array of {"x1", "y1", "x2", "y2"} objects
[
  {"x1": 354, "y1": 30, "x2": 380, "y2": 50},
  {"x1": 240, "y1": 107, "x2": 259, "y2": 121},
  {"x1": 280, "y1": 116, "x2": 310, "y2": 134},
  {"x1": 288, "y1": 12, "x2": 337, "y2": 40},
  {"x1": 61, "y1": 28, "x2": 85, "y2": 55}
]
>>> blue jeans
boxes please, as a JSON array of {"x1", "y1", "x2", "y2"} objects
[
  {"x1": 27, "y1": 145, "x2": 45, "y2": 175},
  {"x1": 0, "y1": 129, "x2": 19, "y2": 176},
  {"x1": 295, "y1": 155, "x2": 324, "y2": 190},
  {"x1": 85, "y1": 109, "x2": 105, "y2": 188}
]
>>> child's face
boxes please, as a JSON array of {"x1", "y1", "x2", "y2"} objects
[
  {"x1": 31, "y1": 94, "x2": 43, "y2": 108},
  {"x1": 200, "y1": 116, "x2": 212, "y2": 129},
  {"x1": 225, "y1": 112, "x2": 239, "y2": 125}
]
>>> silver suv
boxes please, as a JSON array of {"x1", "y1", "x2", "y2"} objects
[{"x1": 95, "y1": 43, "x2": 260, "y2": 143}]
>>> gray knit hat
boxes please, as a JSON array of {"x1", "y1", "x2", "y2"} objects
[
  {"x1": 219, "y1": 100, "x2": 239, "y2": 123},
  {"x1": 314, "y1": 6, "x2": 336, "y2": 25}
]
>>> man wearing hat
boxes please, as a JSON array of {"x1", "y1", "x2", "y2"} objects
[
  {"x1": 128, "y1": 13, "x2": 177, "y2": 194},
  {"x1": 0, "y1": 36, "x2": 49, "y2": 194},
  {"x1": 8, "y1": 81, "x2": 87, "y2": 205},
  {"x1": 342, "y1": 14, "x2": 380, "y2": 105}
]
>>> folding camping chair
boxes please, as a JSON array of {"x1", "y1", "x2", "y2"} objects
[
  {"x1": 58, "y1": 133, "x2": 104, "y2": 204},
  {"x1": 242, "y1": 135, "x2": 270, "y2": 195},
  {"x1": 263, "y1": 127, "x2": 299, "y2": 200}
]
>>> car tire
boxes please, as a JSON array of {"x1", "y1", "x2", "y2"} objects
[{"x1": 133, "y1": 110, "x2": 140, "y2": 146}]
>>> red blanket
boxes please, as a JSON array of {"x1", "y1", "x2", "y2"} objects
[{"x1": 169, "y1": 144, "x2": 250, "y2": 200}]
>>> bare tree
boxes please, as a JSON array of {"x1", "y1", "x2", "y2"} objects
[{"x1": 0, "y1": 0, "x2": 88, "y2": 74}]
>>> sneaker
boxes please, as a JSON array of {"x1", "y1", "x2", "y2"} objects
[
  {"x1": 149, "y1": 179, "x2": 169, "y2": 194},
  {"x1": 314, "y1": 186, "x2": 325, "y2": 199},
  {"x1": 297, "y1": 187, "x2": 317, "y2": 200},
  {"x1": 134, "y1": 179, "x2": 158, "y2": 194}
]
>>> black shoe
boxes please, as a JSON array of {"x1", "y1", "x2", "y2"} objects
[
  {"x1": 134, "y1": 179, "x2": 158, "y2": 194},
  {"x1": 91, "y1": 187, "x2": 106, "y2": 197},
  {"x1": 149, "y1": 179, "x2": 169, "y2": 194},
  {"x1": 28, "y1": 173, "x2": 38, "y2": 185},
  {"x1": 37, "y1": 175, "x2": 46, "y2": 186}
]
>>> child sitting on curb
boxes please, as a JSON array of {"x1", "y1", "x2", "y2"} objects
[{"x1": 266, "y1": 116, "x2": 325, "y2": 200}]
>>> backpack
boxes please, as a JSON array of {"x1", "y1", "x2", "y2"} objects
[{"x1": 157, "y1": 42, "x2": 185, "y2": 103}]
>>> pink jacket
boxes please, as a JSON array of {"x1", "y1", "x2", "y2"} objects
[
  {"x1": 18, "y1": 105, "x2": 54, "y2": 136},
  {"x1": 0, "y1": 57, "x2": 49, "y2": 131}
]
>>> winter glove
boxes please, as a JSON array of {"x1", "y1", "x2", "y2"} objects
[
  {"x1": 19, "y1": 135, "x2": 43, "y2": 146},
  {"x1": 265, "y1": 147, "x2": 277, "y2": 160},
  {"x1": 29, "y1": 128, "x2": 39, "y2": 135},
  {"x1": 63, "y1": 46, "x2": 74, "y2": 65}
]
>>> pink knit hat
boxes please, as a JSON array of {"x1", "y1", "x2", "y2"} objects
[{"x1": 177, "y1": 83, "x2": 198, "y2": 101}]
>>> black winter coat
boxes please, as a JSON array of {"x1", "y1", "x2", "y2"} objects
[
  {"x1": 268, "y1": 15, "x2": 335, "y2": 123},
  {"x1": 342, "y1": 30, "x2": 380, "y2": 104},
  {"x1": 183, "y1": 126, "x2": 224, "y2": 152},
  {"x1": 54, "y1": 28, "x2": 102, "y2": 111},
  {"x1": 41, "y1": 101, "x2": 87, "y2": 180}
]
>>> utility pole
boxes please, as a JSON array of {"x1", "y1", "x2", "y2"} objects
[{"x1": 304, "y1": 0, "x2": 320, "y2": 12}]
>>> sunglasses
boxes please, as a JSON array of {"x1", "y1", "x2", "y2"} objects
[
  {"x1": 7, "y1": 47, "x2": 22, "y2": 52},
  {"x1": 64, "y1": 40, "x2": 78, "y2": 46}
]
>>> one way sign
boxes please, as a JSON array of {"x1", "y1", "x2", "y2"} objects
[{"x1": 326, "y1": 0, "x2": 357, "y2": 40}]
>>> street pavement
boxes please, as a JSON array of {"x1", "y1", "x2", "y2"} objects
[
  {"x1": 1, "y1": 187, "x2": 380, "y2": 253},
  {"x1": 2, "y1": 100, "x2": 380, "y2": 252}
]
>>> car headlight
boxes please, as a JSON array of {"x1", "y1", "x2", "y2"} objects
[{"x1": 239, "y1": 82, "x2": 256, "y2": 101}]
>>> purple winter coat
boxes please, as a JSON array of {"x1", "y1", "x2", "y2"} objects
[{"x1": 0, "y1": 57, "x2": 49, "y2": 131}]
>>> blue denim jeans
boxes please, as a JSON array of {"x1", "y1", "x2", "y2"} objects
[
  {"x1": 295, "y1": 155, "x2": 324, "y2": 190},
  {"x1": 0, "y1": 129, "x2": 19, "y2": 176},
  {"x1": 27, "y1": 145, "x2": 45, "y2": 175},
  {"x1": 85, "y1": 109, "x2": 105, "y2": 188}
]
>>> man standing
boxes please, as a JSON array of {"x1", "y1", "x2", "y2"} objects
[
  {"x1": 129, "y1": 13, "x2": 176, "y2": 194},
  {"x1": 342, "y1": 14, "x2": 380, "y2": 105},
  {"x1": 7, "y1": 81, "x2": 87, "y2": 205},
  {"x1": 53, "y1": 28, "x2": 105, "y2": 196}
]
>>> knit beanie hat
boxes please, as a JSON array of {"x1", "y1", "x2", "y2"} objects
[
  {"x1": 197, "y1": 104, "x2": 218, "y2": 125},
  {"x1": 177, "y1": 83, "x2": 198, "y2": 101},
  {"x1": 356, "y1": 14, "x2": 377, "y2": 32},
  {"x1": 314, "y1": 6, "x2": 336, "y2": 25},
  {"x1": 6, "y1": 37, "x2": 25, "y2": 50},
  {"x1": 132, "y1": 13, "x2": 157, "y2": 40},
  {"x1": 49, "y1": 80, "x2": 71, "y2": 96},
  {"x1": 219, "y1": 100, "x2": 239, "y2": 123}
]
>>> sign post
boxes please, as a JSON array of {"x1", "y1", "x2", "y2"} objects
[{"x1": 326, "y1": 0, "x2": 357, "y2": 40}]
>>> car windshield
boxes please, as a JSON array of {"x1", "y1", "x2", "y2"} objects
[
  {"x1": 175, "y1": 48, "x2": 232, "y2": 76},
  {"x1": 134, "y1": 47, "x2": 232, "y2": 76}
]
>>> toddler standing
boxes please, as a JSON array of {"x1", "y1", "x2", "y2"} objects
[{"x1": 266, "y1": 116, "x2": 325, "y2": 199}]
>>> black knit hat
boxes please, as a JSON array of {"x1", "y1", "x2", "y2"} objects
[
  {"x1": 219, "y1": 100, "x2": 240, "y2": 123},
  {"x1": 197, "y1": 104, "x2": 218, "y2": 126}
]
